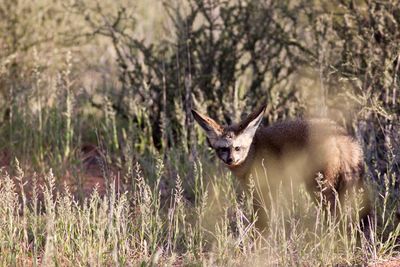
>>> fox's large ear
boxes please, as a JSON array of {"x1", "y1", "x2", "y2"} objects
[
  {"x1": 237, "y1": 104, "x2": 266, "y2": 139},
  {"x1": 192, "y1": 109, "x2": 223, "y2": 139}
]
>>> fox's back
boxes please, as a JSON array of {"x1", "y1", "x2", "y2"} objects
[
  {"x1": 254, "y1": 118, "x2": 349, "y2": 153},
  {"x1": 234, "y1": 119, "x2": 363, "y2": 190}
]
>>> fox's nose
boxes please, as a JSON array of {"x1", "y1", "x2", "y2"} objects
[{"x1": 226, "y1": 157, "x2": 233, "y2": 164}]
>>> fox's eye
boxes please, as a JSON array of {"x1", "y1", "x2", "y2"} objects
[{"x1": 234, "y1": 146, "x2": 240, "y2": 151}]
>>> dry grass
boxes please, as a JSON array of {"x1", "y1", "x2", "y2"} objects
[{"x1": 0, "y1": 156, "x2": 399, "y2": 266}]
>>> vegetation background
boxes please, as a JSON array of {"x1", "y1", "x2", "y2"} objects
[{"x1": 0, "y1": 0, "x2": 399, "y2": 265}]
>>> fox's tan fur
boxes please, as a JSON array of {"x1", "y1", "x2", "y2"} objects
[{"x1": 192, "y1": 105, "x2": 370, "y2": 229}]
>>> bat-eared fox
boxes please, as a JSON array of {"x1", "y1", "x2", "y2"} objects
[{"x1": 192, "y1": 104, "x2": 371, "y2": 231}]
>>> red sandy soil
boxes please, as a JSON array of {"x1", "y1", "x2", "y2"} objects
[
  {"x1": 0, "y1": 144, "x2": 123, "y2": 199},
  {"x1": 372, "y1": 258, "x2": 400, "y2": 267}
]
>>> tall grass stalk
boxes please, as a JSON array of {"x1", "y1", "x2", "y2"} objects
[{"x1": 63, "y1": 51, "x2": 74, "y2": 160}]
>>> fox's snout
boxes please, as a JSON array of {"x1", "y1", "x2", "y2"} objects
[
  {"x1": 222, "y1": 155, "x2": 236, "y2": 165},
  {"x1": 217, "y1": 148, "x2": 237, "y2": 165}
]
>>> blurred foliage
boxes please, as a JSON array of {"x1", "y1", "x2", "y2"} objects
[
  {"x1": 306, "y1": 0, "x2": 400, "y2": 176},
  {"x1": 0, "y1": 0, "x2": 77, "y2": 99},
  {"x1": 71, "y1": 0, "x2": 314, "y2": 151},
  {"x1": 0, "y1": 0, "x2": 399, "y2": 177}
]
